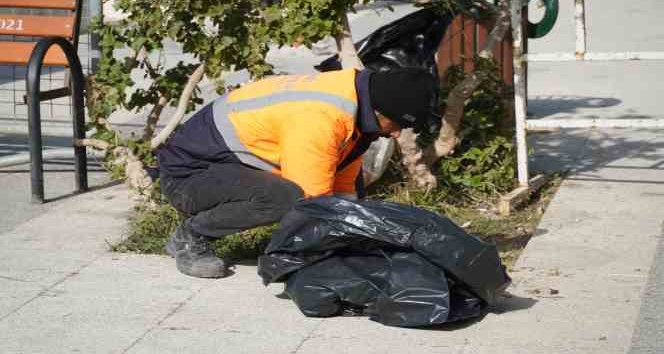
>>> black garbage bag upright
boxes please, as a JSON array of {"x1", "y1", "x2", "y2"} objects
[
  {"x1": 258, "y1": 197, "x2": 511, "y2": 328},
  {"x1": 315, "y1": 8, "x2": 454, "y2": 74}
]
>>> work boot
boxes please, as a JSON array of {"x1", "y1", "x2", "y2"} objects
[
  {"x1": 164, "y1": 232, "x2": 177, "y2": 258},
  {"x1": 165, "y1": 223, "x2": 190, "y2": 258},
  {"x1": 169, "y1": 224, "x2": 229, "y2": 278},
  {"x1": 165, "y1": 210, "x2": 191, "y2": 258}
]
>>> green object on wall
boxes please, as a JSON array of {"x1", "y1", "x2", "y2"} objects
[{"x1": 527, "y1": 0, "x2": 559, "y2": 38}]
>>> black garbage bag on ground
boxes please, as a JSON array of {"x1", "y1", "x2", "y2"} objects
[
  {"x1": 315, "y1": 8, "x2": 454, "y2": 74},
  {"x1": 257, "y1": 197, "x2": 511, "y2": 328}
]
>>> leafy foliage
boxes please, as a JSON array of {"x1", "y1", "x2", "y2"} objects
[
  {"x1": 435, "y1": 57, "x2": 515, "y2": 200},
  {"x1": 89, "y1": 0, "x2": 376, "y2": 179},
  {"x1": 372, "y1": 57, "x2": 515, "y2": 204},
  {"x1": 90, "y1": 0, "x2": 376, "y2": 128}
]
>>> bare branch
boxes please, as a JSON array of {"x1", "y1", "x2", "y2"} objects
[
  {"x1": 430, "y1": 71, "x2": 488, "y2": 157},
  {"x1": 142, "y1": 96, "x2": 168, "y2": 141},
  {"x1": 335, "y1": 13, "x2": 364, "y2": 69},
  {"x1": 75, "y1": 138, "x2": 112, "y2": 151},
  {"x1": 478, "y1": 1, "x2": 511, "y2": 59},
  {"x1": 336, "y1": 10, "x2": 398, "y2": 186},
  {"x1": 143, "y1": 48, "x2": 164, "y2": 79},
  {"x1": 150, "y1": 64, "x2": 206, "y2": 150}
]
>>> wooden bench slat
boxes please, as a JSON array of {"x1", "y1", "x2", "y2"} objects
[
  {"x1": 0, "y1": 41, "x2": 68, "y2": 66},
  {"x1": 0, "y1": 15, "x2": 74, "y2": 38},
  {"x1": 0, "y1": 0, "x2": 76, "y2": 10}
]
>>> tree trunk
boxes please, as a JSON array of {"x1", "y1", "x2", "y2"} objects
[
  {"x1": 335, "y1": 14, "x2": 363, "y2": 70},
  {"x1": 432, "y1": 71, "x2": 487, "y2": 157},
  {"x1": 432, "y1": 1, "x2": 511, "y2": 156},
  {"x1": 124, "y1": 148, "x2": 154, "y2": 194},
  {"x1": 396, "y1": 129, "x2": 437, "y2": 191}
]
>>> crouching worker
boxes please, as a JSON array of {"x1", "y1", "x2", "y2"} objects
[{"x1": 157, "y1": 68, "x2": 440, "y2": 278}]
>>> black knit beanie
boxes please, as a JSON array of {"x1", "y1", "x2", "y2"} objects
[{"x1": 369, "y1": 68, "x2": 440, "y2": 134}]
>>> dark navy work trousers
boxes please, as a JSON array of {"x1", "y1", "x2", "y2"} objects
[{"x1": 161, "y1": 163, "x2": 303, "y2": 238}]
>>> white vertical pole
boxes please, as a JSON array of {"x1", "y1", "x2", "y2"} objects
[
  {"x1": 511, "y1": 0, "x2": 529, "y2": 187},
  {"x1": 575, "y1": 0, "x2": 587, "y2": 59}
]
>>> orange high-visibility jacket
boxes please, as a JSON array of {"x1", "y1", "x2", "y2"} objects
[
  {"x1": 217, "y1": 69, "x2": 362, "y2": 196},
  {"x1": 188, "y1": 69, "x2": 364, "y2": 197}
]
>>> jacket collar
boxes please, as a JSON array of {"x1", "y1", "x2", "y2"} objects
[{"x1": 355, "y1": 70, "x2": 380, "y2": 138}]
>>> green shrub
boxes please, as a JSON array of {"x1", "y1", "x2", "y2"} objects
[
  {"x1": 372, "y1": 58, "x2": 516, "y2": 206},
  {"x1": 436, "y1": 58, "x2": 516, "y2": 202},
  {"x1": 112, "y1": 201, "x2": 182, "y2": 254}
]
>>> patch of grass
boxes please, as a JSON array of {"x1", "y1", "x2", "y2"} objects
[
  {"x1": 113, "y1": 173, "x2": 561, "y2": 268},
  {"x1": 374, "y1": 173, "x2": 563, "y2": 269},
  {"x1": 212, "y1": 225, "x2": 277, "y2": 261},
  {"x1": 111, "y1": 201, "x2": 182, "y2": 254},
  {"x1": 112, "y1": 198, "x2": 277, "y2": 260}
]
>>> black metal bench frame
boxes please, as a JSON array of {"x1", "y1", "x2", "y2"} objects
[
  {"x1": 9, "y1": 0, "x2": 89, "y2": 203},
  {"x1": 26, "y1": 36, "x2": 87, "y2": 203}
]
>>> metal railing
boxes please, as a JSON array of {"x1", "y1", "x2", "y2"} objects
[{"x1": 511, "y1": 0, "x2": 664, "y2": 187}]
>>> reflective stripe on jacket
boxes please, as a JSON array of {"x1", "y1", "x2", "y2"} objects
[{"x1": 159, "y1": 69, "x2": 363, "y2": 197}]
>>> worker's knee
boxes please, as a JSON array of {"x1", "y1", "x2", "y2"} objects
[
  {"x1": 279, "y1": 180, "x2": 305, "y2": 206},
  {"x1": 270, "y1": 179, "x2": 304, "y2": 214},
  {"x1": 251, "y1": 178, "x2": 303, "y2": 222}
]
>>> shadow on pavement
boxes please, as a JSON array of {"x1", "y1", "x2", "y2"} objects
[
  {"x1": 375, "y1": 293, "x2": 538, "y2": 332},
  {"x1": 529, "y1": 127, "x2": 664, "y2": 184},
  {"x1": 47, "y1": 180, "x2": 122, "y2": 204},
  {"x1": 528, "y1": 95, "x2": 622, "y2": 119},
  {"x1": 489, "y1": 293, "x2": 538, "y2": 314}
]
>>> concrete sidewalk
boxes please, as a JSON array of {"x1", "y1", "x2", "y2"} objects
[
  {"x1": 1, "y1": 1, "x2": 663, "y2": 353},
  {"x1": 0, "y1": 127, "x2": 662, "y2": 354}
]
